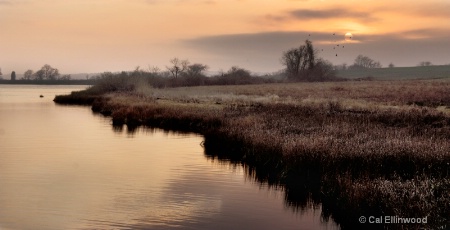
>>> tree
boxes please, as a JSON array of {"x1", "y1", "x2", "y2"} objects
[
  {"x1": 418, "y1": 61, "x2": 432, "y2": 66},
  {"x1": 11, "y1": 71, "x2": 16, "y2": 81},
  {"x1": 23, "y1": 70, "x2": 34, "y2": 80},
  {"x1": 310, "y1": 59, "x2": 336, "y2": 81},
  {"x1": 185, "y1": 63, "x2": 208, "y2": 77},
  {"x1": 166, "y1": 58, "x2": 189, "y2": 78},
  {"x1": 226, "y1": 66, "x2": 251, "y2": 78},
  {"x1": 281, "y1": 40, "x2": 315, "y2": 80},
  {"x1": 59, "y1": 74, "x2": 71, "y2": 80},
  {"x1": 34, "y1": 64, "x2": 60, "y2": 80},
  {"x1": 335, "y1": 63, "x2": 348, "y2": 70},
  {"x1": 388, "y1": 63, "x2": 395, "y2": 68},
  {"x1": 352, "y1": 55, "x2": 382, "y2": 68}
]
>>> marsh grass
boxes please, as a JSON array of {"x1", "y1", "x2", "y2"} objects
[{"x1": 55, "y1": 78, "x2": 450, "y2": 229}]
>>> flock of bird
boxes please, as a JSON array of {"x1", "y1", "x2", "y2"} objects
[{"x1": 308, "y1": 32, "x2": 352, "y2": 57}]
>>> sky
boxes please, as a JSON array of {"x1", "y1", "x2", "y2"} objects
[{"x1": 1, "y1": 0, "x2": 450, "y2": 76}]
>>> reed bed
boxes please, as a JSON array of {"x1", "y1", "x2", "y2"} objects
[{"x1": 55, "y1": 78, "x2": 450, "y2": 229}]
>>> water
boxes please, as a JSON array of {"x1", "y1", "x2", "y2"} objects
[{"x1": 0, "y1": 85, "x2": 339, "y2": 229}]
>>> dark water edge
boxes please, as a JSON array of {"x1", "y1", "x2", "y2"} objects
[
  {"x1": 108, "y1": 122, "x2": 449, "y2": 230},
  {"x1": 111, "y1": 123, "x2": 449, "y2": 230},
  {"x1": 54, "y1": 95, "x2": 449, "y2": 230},
  {"x1": 0, "y1": 79, "x2": 95, "y2": 85}
]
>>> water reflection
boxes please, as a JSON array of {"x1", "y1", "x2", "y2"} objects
[
  {"x1": 202, "y1": 134, "x2": 343, "y2": 228},
  {"x1": 0, "y1": 85, "x2": 338, "y2": 230}
]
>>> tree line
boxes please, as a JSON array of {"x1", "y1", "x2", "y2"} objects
[
  {"x1": 4, "y1": 40, "x2": 437, "y2": 84},
  {"x1": 20, "y1": 64, "x2": 71, "y2": 81}
]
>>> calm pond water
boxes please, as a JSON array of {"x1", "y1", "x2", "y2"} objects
[{"x1": 0, "y1": 85, "x2": 339, "y2": 230}]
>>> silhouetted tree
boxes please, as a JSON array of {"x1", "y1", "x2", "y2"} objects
[
  {"x1": 11, "y1": 71, "x2": 16, "y2": 81},
  {"x1": 351, "y1": 55, "x2": 382, "y2": 68},
  {"x1": 335, "y1": 63, "x2": 348, "y2": 70},
  {"x1": 418, "y1": 61, "x2": 432, "y2": 66},
  {"x1": 23, "y1": 70, "x2": 34, "y2": 80},
  {"x1": 388, "y1": 63, "x2": 395, "y2": 68},
  {"x1": 166, "y1": 58, "x2": 189, "y2": 78},
  {"x1": 210, "y1": 66, "x2": 253, "y2": 85},
  {"x1": 281, "y1": 40, "x2": 315, "y2": 80},
  {"x1": 59, "y1": 74, "x2": 71, "y2": 80},
  {"x1": 34, "y1": 64, "x2": 60, "y2": 80},
  {"x1": 309, "y1": 59, "x2": 336, "y2": 81},
  {"x1": 185, "y1": 63, "x2": 208, "y2": 77},
  {"x1": 179, "y1": 63, "x2": 209, "y2": 86},
  {"x1": 282, "y1": 40, "x2": 336, "y2": 81}
]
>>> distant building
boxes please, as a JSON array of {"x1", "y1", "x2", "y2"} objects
[{"x1": 11, "y1": 71, "x2": 16, "y2": 81}]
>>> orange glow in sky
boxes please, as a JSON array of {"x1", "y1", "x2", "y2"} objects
[{"x1": 0, "y1": 0, "x2": 449, "y2": 75}]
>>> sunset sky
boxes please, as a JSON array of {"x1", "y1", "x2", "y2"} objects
[{"x1": 1, "y1": 0, "x2": 449, "y2": 75}]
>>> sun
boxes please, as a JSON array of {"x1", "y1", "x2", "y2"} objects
[{"x1": 345, "y1": 32, "x2": 353, "y2": 41}]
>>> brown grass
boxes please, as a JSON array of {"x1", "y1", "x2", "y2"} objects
[{"x1": 55, "y1": 79, "x2": 450, "y2": 229}]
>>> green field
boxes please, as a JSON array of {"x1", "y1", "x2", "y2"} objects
[{"x1": 337, "y1": 65, "x2": 450, "y2": 80}]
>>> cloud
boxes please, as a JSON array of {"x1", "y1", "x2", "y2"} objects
[
  {"x1": 0, "y1": 0, "x2": 12, "y2": 5},
  {"x1": 397, "y1": 28, "x2": 450, "y2": 39},
  {"x1": 262, "y1": 7, "x2": 377, "y2": 24},
  {"x1": 183, "y1": 31, "x2": 346, "y2": 71},
  {"x1": 0, "y1": 0, "x2": 32, "y2": 6},
  {"x1": 184, "y1": 31, "x2": 314, "y2": 56},
  {"x1": 183, "y1": 30, "x2": 450, "y2": 71},
  {"x1": 144, "y1": 0, "x2": 216, "y2": 5},
  {"x1": 382, "y1": 2, "x2": 450, "y2": 19},
  {"x1": 290, "y1": 8, "x2": 375, "y2": 21},
  {"x1": 256, "y1": 7, "x2": 380, "y2": 27}
]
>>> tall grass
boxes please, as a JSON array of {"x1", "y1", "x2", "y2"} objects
[{"x1": 55, "y1": 78, "x2": 450, "y2": 229}]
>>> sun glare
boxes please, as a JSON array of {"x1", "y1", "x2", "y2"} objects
[{"x1": 345, "y1": 32, "x2": 353, "y2": 41}]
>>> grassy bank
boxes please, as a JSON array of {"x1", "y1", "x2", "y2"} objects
[
  {"x1": 55, "y1": 78, "x2": 450, "y2": 229},
  {"x1": 337, "y1": 65, "x2": 450, "y2": 80}
]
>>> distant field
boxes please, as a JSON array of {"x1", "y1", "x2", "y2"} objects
[{"x1": 337, "y1": 65, "x2": 450, "y2": 80}]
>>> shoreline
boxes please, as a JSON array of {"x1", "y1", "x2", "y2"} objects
[
  {"x1": 0, "y1": 79, "x2": 95, "y2": 85},
  {"x1": 54, "y1": 80, "x2": 450, "y2": 229}
]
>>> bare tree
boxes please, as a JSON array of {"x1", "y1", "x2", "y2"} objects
[
  {"x1": 59, "y1": 74, "x2": 71, "y2": 80},
  {"x1": 352, "y1": 55, "x2": 382, "y2": 68},
  {"x1": 23, "y1": 69, "x2": 34, "y2": 80},
  {"x1": 166, "y1": 58, "x2": 189, "y2": 78},
  {"x1": 34, "y1": 64, "x2": 60, "y2": 80},
  {"x1": 148, "y1": 65, "x2": 161, "y2": 74},
  {"x1": 281, "y1": 40, "x2": 315, "y2": 80}
]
